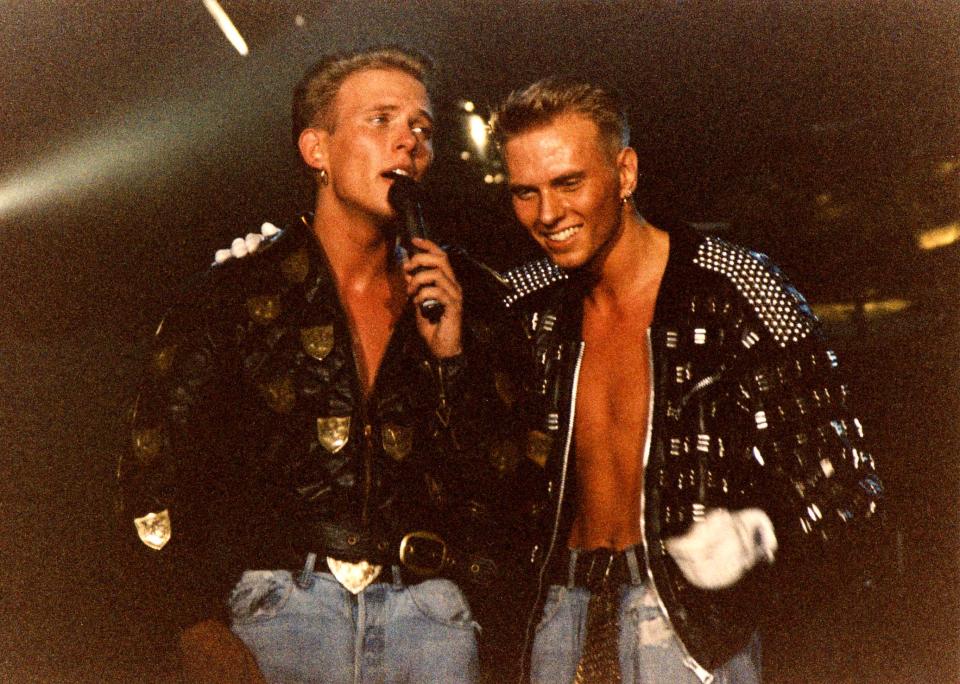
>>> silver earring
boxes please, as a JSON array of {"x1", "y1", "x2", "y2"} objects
[{"x1": 319, "y1": 168, "x2": 329, "y2": 187}]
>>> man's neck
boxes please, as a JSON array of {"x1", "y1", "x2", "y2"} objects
[
  {"x1": 312, "y1": 199, "x2": 396, "y2": 290},
  {"x1": 586, "y1": 212, "x2": 668, "y2": 309}
]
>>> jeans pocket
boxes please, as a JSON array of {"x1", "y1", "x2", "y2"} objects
[
  {"x1": 406, "y1": 579, "x2": 477, "y2": 630},
  {"x1": 228, "y1": 570, "x2": 294, "y2": 625}
]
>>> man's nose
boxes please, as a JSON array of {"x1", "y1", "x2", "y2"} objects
[
  {"x1": 538, "y1": 192, "x2": 562, "y2": 227},
  {"x1": 395, "y1": 125, "x2": 420, "y2": 153}
]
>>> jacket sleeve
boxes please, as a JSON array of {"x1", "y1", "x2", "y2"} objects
[
  {"x1": 421, "y1": 251, "x2": 536, "y2": 570},
  {"x1": 725, "y1": 276, "x2": 883, "y2": 549},
  {"x1": 116, "y1": 278, "x2": 248, "y2": 630}
]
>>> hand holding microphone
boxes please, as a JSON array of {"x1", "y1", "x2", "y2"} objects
[
  {"x1": 387, "y1": 173, "x2": 445, "y2": 323},
  {"x1": 387, "y1": 173, "x2": 463, "y2": 359}
]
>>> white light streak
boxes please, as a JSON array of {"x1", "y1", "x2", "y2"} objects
[{"x1": 203, "y1": 0, "x2": 249, "y2": 56}]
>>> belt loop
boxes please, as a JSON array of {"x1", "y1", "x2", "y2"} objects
[
  {"x1": 298, "y1": 552, "x2": 318, "y2": 589},
  {"x1": 391, "y1": 564, "x2": 403, "y2": 589},
  {"x1": 566, "y1": 549, "x2": 579, "y2": 590},
  {"x1": 625, "y1": 546, "x2": 643, "y2": 586}
]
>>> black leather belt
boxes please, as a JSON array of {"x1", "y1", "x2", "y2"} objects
[
  {"x1": 548, "y1": 546, "x2": 646, "y2": 593},
  {"x1": 280, "y1": 523, "x2": 497, "y2": 587}
]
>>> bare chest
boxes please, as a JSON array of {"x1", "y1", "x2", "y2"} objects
[
  {"x1": 568, "y1": 312, "x2": 652, "y2": 549},
  {"x1": 574, "y1": 319, "x2": 652, "y2": 464},
  {"x1": 341, "y1": 284, "x2": 405, "y2": 396}
]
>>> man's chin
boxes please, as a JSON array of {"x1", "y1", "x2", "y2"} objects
[{"x1": 544, "y1": 249, "x2": 586, "y2": 271}]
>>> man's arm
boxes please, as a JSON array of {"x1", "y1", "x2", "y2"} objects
[
  {"x1": 117, "y1": 279, "x2": 264, "y2": 675},
  {"x1": 666, "y1": 246, "x2": 882, "y2": 589}
]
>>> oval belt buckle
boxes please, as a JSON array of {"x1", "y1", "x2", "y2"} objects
[{"x1": 399, "y1": 531, "x2": 448, "y2": 576}]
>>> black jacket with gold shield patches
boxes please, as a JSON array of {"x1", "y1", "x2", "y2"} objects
[{"x1": 116, "y1": 214, "x2": 512, "y2": 630}]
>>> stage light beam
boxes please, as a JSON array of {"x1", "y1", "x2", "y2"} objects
[{"x1": 202, "y1": 0, "x2": 249, "y2": 56}]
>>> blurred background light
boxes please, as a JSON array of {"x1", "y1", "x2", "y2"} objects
[
  {"x1": 812, "y1": 298, "x2": 912, "y2": 323},
  {"x1": 468, "y1": 114, "x2": 488, "y2": 155},
  {"x1": 918, "y1": 221, "x2": 960, "y2": 250}
]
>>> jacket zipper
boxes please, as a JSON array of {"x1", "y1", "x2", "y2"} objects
[
  {"x1": 518, "y1": 340, "x2": 585, "y2": 684},
  {"x1": 640, "y1": 328, "x2": 714, "y2": 684}
]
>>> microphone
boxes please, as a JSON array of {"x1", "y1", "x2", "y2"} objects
[{"x1": 387, "y1": 174, "x2": 445, "y2": 323}]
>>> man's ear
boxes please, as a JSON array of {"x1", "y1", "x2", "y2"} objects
[
  {"x1": 616, "y1": 146, "x2": 639, "y2": 199},
  {"x1": 298, "y1": 127, "x2": 329, "y2": 172}
]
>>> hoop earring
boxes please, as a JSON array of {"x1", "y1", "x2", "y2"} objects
[{"x1": 319, "y1": 168, "x2": 329, "y2": 187}]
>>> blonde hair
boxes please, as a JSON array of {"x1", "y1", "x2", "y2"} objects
[
  {"x1": 489, "y1": 77, "x2": 629, "y2": 160},
  {"x1": 291, "y1": 46, "x2": 434, "y2": 148}
]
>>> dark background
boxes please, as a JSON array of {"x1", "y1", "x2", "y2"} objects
[{"x1": 2, "y1": 2, "x2": 957, "y2": 681}]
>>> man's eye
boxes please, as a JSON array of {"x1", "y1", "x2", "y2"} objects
[
  {"x1": 371, "y1": 114, "x2": 389, "y2": 124},
  {"x1": 412, "y1": 125, "x2": 432, "y2": 141},
  {"x1": 511, "y1": 189, "x2": 533, "y2": 200},
  {"x1": 560, "y1": 178, "x2": 582, "y2": 190}
]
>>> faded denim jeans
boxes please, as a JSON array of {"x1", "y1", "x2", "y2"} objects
[
  {"x1": 228, "y1": 563, "x2": 479, "y2": 684},
  {"x1": 531, "y1": 558, "x2": 761, "y2": 684}
]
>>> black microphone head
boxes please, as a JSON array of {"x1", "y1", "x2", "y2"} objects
[{"x1": 387, "y1": 173, "x2": 422, "y2": 212}]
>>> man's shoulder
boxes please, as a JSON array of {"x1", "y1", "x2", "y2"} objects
[
  {"x1": 166, "y1": 215, "x2": 317, "y2": 324},
  {"x1": 681, "y1": 233, "x2": 819, "y2": 347},
  {"x1": 499, "y1": 257, "x2": 570, "y2": 310}
]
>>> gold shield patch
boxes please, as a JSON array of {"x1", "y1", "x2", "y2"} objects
[
  {"x1": 132, "y1": 426, "x2": 165, "y2": 466},
  {"x1": 152, "y1": 345, "x2": 177, "y2": 375},
  {"x1": 301, "y1": 325, "x2": 334, "y2": 361},
  {"x1": 317, "y1": 416, "x2": 351, "y2": 453},
  {"x1": 246, "y1": 295, "x2": 282, "y2": 324},
  {"x1": 258, "y1": 376, "x2": 296, "y2": 413},
  {"x1": 381, "y1": 423, "x2": 414, "y2": 461},
  {"x1": 280, "y1": 249, "x2": 310, "y2": 283},
  {"x1": 489, "y1": 439, "x2": 521, "y2": 475},
  {"x1": 525, "y1": 430, "x2": 554, "y2": 468},
  {"x1": 134, "y1": 509, "x2": 172, "y2": 551}
]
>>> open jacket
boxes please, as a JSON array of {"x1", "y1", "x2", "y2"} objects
[
  {"x1": 117, "y1": 214, "x2": 505, "y2": 629},
  {"x1": 500, "y1": 227, "x2": 883, "y2": 681}
]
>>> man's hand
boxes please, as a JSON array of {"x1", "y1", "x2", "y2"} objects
[
  {"x1": 179, "y1": 619, "x2": 267, "y2": 684},
  {"x1": 403, "y1": 237, "x2": 463, "y2": 359},
  {"x1": 664, "y1": 508, "x2": 777, "y2": 590}
]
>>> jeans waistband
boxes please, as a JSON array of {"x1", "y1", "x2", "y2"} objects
[{"x1": 549, "y1": 546, "x2": 646, "y2": 592}]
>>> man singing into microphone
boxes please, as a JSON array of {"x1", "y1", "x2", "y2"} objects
[{"x1": 118, "y1": 47, "x2": 501, "y2": 683}]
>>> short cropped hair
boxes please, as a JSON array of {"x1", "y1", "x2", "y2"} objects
[
  {"x1": 489, "y1": 78, "x2": 630, "y2": 160},
  {"x1": 291, "y1": 46, "x2": 434, "y2": 148}
]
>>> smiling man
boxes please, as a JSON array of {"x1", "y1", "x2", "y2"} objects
[
  {"x1": 489, "y1": 79, "x2": 882, "y2": 683},
  {"x1": 118, "y1": 47, "x2": 500, "y2": 683}
]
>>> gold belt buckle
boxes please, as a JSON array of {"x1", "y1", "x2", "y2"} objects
[{"x1": 399, "y1": 531, "x2": 448, "y2": 576}]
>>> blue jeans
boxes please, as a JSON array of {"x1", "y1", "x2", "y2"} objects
[
  {"x1": 228, "y1": 562, "x2": 480, "y2": 684},
  {"x1": 531, "y1": 551, "x2": 761, "y2": 684}
]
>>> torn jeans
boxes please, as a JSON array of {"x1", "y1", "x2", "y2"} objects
[{"x1": 530, "y1": 580, "x2": 761, "y2": 684}]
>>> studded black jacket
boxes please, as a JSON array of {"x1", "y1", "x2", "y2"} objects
[
  {"x1": 116, "y1": 215, "x2": 504, "y2": 629},
  {"x1": 501, "y1": 227, "x2": 883, "y2": 680}
]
